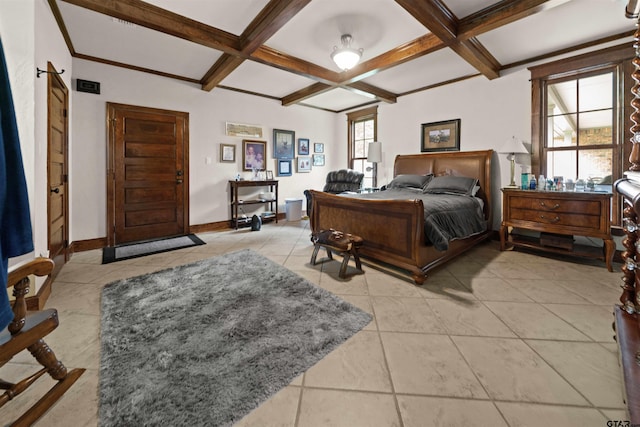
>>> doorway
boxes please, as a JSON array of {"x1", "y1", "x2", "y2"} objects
[
  {"x1": 106, "y1": 103, "x2": 189, "y2": 246},
  {"x1": 47, "y1": 62, "x2": 69, "y2": 279}
]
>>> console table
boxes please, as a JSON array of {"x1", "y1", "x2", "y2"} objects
[
  {"x1": 229, "y1": 180, "x2": 278, "y2": 229},
  {"x1": 500, "y1": 188, "x2": 614, "y2": 271}
]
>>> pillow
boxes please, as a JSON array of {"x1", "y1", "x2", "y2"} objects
[
  {"x1": 386, "y1": 174, "x2": 433, "y2": 190},
  {"x1": 423, "y1": 175, "x2": 478, "y2": 196}
]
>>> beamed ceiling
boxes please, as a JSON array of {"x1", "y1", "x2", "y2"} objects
[{"x1": 51, "y1": 0, "x2": 635, "y2": 113}]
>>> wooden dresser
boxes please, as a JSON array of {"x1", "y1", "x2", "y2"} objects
[{"x1": 500, "y1": 188, "x2": 614, "y2": 271}]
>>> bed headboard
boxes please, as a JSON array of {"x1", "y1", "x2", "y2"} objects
[{"x1": 393, "y1": 149, "x2": 493, "y2": 224}]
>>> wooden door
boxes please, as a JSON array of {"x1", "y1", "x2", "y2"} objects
[
  {"x1": 47, "y1": 63, "x2": 69, "y2": 278},
  {"x1": 106, "y1": 103, "x2": 189, "y2": 246}
]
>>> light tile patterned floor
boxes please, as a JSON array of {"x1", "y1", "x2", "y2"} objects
[{"x1": 2, "y1": 220, "x2": 628, "y2": 426}]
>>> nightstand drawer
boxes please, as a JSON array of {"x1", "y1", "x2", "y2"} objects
[
  {"x1": 510, "y1": 208, "x2": 601, "y2": 229},
  {"x1": 509, "y1": 197, "x2": 602, "y2": 215}
]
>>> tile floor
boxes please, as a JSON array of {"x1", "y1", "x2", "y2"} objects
[{"x1": 2, "y1": 220, "x2": 628, "y2": 426}]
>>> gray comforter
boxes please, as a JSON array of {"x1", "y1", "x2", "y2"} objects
[{"x1": 341, "y1": 188, "x2": 487, "y2": 251}]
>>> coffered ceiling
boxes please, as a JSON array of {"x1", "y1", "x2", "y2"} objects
[{"x1": 51, "y1": 0, "x2": 635, "y2": 112}]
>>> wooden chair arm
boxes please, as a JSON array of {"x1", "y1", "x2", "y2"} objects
[
  {"x1": 6, "y1": 258, "x2": 54, "y2": 335},
  {"x1": 7, "y1": 258, "x2": 54, "y2": 289}
]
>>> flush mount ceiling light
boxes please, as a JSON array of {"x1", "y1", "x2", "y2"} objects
[{"x1": 331, "y1": 34, "x2": 363, "y2": 71}]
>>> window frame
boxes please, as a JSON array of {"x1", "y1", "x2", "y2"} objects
[
  {"x1": 347, "y1": 106, "x2": 378, "y2": 187},
  {"x1": 530, "y1": 43, "x2": 634, "y2": 228}
]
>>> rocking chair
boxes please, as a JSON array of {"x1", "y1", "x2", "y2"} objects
[{"x1": 0, "y1": 257, "x2": 85, "y2": 426}]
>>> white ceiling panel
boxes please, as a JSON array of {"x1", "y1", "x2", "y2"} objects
[
  {"x1": 302, "y1": 88, "x2": 376, "y2": 111},
  {"x1": 59, "y1": 2, "x2": 220, "y2": 79},
  {"x1": 362, "y1": 49, "x2": 478, "y2": 94},
  {"x1": 144, "y1": 0, "x2": 270, "y2": 35},
  {"x1": 221, "y1": 61, "x2": 315, "y2": 98},
  {"x1": 478, "y1": 0, "x2": 635, "y2": 65},
  {"x1": 265, "y1": 0, "x2": 427, "y2": 72},
  {"x1": 444, "y1": 0, "x2": 498, "y2": 19}
]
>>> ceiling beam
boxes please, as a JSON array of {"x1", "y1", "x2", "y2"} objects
[
  {"x1": 239, "y1": 0, "x2": 311, "y2": 53},
  {"x1": 61, "y1": 0, "x2": 241, "y2": 54},
  {"x1": 251, "y1": 45, "x2": 339, "y2": 84},
  {"x1": 341, "y1": 33, "x2": 445, "y2": 84},
  {"x1": 200, "y1": 0, "x2": 311, "y2": 92},
  {"x1": 345, "y1": 81, "x2": 397, "y2": 104},
  {"x1": 281, "y1": 82, "x2": 334, "y2": 106},
  {"x1": 201, "y1": 55, "x2": 246, "y2": 91},
  {"x1": 395, "y1": 0, "x2": 501, "y2": 79},
  {"x1": 457, "y1": 0, "x2": 568, "y2": 40}
]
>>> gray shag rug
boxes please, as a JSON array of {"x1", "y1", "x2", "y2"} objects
[{"x1": 99, "y1": 249, "x2": 372, "y2": 426}]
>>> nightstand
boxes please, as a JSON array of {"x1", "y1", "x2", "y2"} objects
[{"x1": 500, "y1": 188, "x2": 614, "y2": 271}]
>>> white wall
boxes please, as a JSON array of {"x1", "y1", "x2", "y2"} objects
[{"x1": 71, "y1": 59, "x2": 336, "y2": 241}]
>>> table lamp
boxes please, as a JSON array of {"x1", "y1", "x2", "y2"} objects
[
  {"x1": 367, "y1": 141, "x2": 382, "y2": 188},
  {"x1": 499, "y1": 136, "x2": 529, "y2": 188}
]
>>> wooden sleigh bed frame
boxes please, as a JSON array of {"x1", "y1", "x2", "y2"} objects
[{"x1": 307, "y1": 149, "x2": 493, "y2": 284}]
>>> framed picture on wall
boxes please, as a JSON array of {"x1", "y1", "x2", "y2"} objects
[
  {"x1": 420, "y1": 119, "x2": 460, "y2": 152},
  {"x1": 242, "y1": 139, "x2": 266, "y2": 171},
  {"x1": 312, "y1": 154, "x2": 325, "y2": 166},
  {"x1": 297, "y1": 157, "x2": 311, "y2": 173},
  {"x1": 314, "y1": 143, "x2": 324, "y2": 153},
  {"x1": 273, "y1": 129, "x2": 295, "y2": 159},
  {"x1": 298, "y1": 138, "x2": 310, "y2": 155},
  {"x1": 220, "y1": 144, "x2": 235, "y2": 163},
  {"x1": 278, "y1": 159, "x2": 292, "y2": 176}
]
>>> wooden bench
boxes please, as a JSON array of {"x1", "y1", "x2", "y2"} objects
[{"x1": 310, "y1": 229, "x2": 363, "y2": 278}]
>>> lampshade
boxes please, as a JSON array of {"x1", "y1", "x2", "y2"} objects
[
  {"x1": 331, "y1": 34, "x2": 363, "y2": 71},
  {"x1": 499, "y1": 136, "x2": 528, "y2": 154},
  {"x1": 367, "y1": 141, "x2": 382, "y2": 163}
]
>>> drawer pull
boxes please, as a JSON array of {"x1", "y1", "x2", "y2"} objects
[
  {"x1": 540, "y1": 202, "x2": 560, "y2": 210},
  {"x1": 540, "y1": 215, "x2": 560, "y2": 223}
]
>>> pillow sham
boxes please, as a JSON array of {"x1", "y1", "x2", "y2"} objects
[
  {"x1": 386, "y1": 174, "x2": 433, "y2": 190},
  {"x1": 423, "y1": 175, "x2": 478, "y2": 196}
]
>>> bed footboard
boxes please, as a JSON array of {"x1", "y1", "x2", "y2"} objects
[{"x1": 308, "y1": 190, "x2": 428, "y2": 282}]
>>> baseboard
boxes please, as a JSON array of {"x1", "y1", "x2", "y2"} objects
[{"x1": 25, "y1": 274, "x2": 53, "y2": 311}]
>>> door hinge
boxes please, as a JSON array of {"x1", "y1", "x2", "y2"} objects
[
  {"x1": 63, "y1": 174, "x2": 68, "y2": 183},
  {"x1": 63, "y1": 109, "x2": 67, "y2": 118}
]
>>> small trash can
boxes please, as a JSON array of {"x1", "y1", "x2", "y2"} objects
[{"x1": 285, "y1": 198, "x2": 303, "y2": 221}]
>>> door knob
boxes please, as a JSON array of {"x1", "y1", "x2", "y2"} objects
[{"x1": 50, "y1": 187, "x2": 60, "y2": 194}]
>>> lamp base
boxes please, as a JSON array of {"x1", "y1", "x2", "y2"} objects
[{"x1": 503, "y1": 184, "x2": 519, "y2": 189}]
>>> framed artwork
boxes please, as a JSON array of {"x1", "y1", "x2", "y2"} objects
[
  {"x1": 297, "y1": 157, "x2": 311, "y2": 173},
  {"x1": 242, "y1": 139, "x2": 266, "y2": 171},
  {"x1": 225, "y1": 122, "x2": 263, "y2": 138},
  {"x1": 314, "y1": 143, "x2": 324, "y2": 153},
  {"x1": 273, "y1": 129, "x2": 295, "y2": 159},
  {"x1": 265, "y1": 170, "x2": 274, "y2": 180},
  {"x1": 220, "y1": 144, "x2": 235, "y2": 163},
  {"x1": 312, "y1": 154, "x2": 325, "y2": 166},
  {"x1": 298, "y1": 138, "x2": 310, "y2": 155},
  {"x1": 277, "y1": 159, "x2": 292, "y2": 176},
  {"x1": 420, "y1": 119, "x2": 460, "y2": 152}
]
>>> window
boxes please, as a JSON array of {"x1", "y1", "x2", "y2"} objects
[
  {"x1": 530, "y1": 44, "x2": 634, "y2": 227},
  {"x1": 545, "y1": 71, "x2": 616, "y2": 191},
  {"x1": 347, "y1": 106, "x2": 378, "y2": 188}
]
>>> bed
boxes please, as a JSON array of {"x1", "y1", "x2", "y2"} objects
[{"x1": 307, "y1": 149, "x2": 493, "y2": 284}]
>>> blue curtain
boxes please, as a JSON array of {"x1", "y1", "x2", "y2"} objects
[{"x1": 0, "y1": 37, "x2": 34, "y2": 330}]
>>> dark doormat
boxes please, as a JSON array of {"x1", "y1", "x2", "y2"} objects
[{"x1": 102, "y1": 234, "x2": 205, "y2": 264}]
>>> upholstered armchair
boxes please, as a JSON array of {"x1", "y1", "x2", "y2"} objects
[
  {"x1": 305, "y1": 169, "x2": 364, "y2": 218},
  {"x1": 322, "y1": 169, "x2": 364, "y2": 194}
]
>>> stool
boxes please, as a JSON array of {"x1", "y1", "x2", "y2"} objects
[{"x1": 311, "y1": 229, "x2": 363, "y2": 278}]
